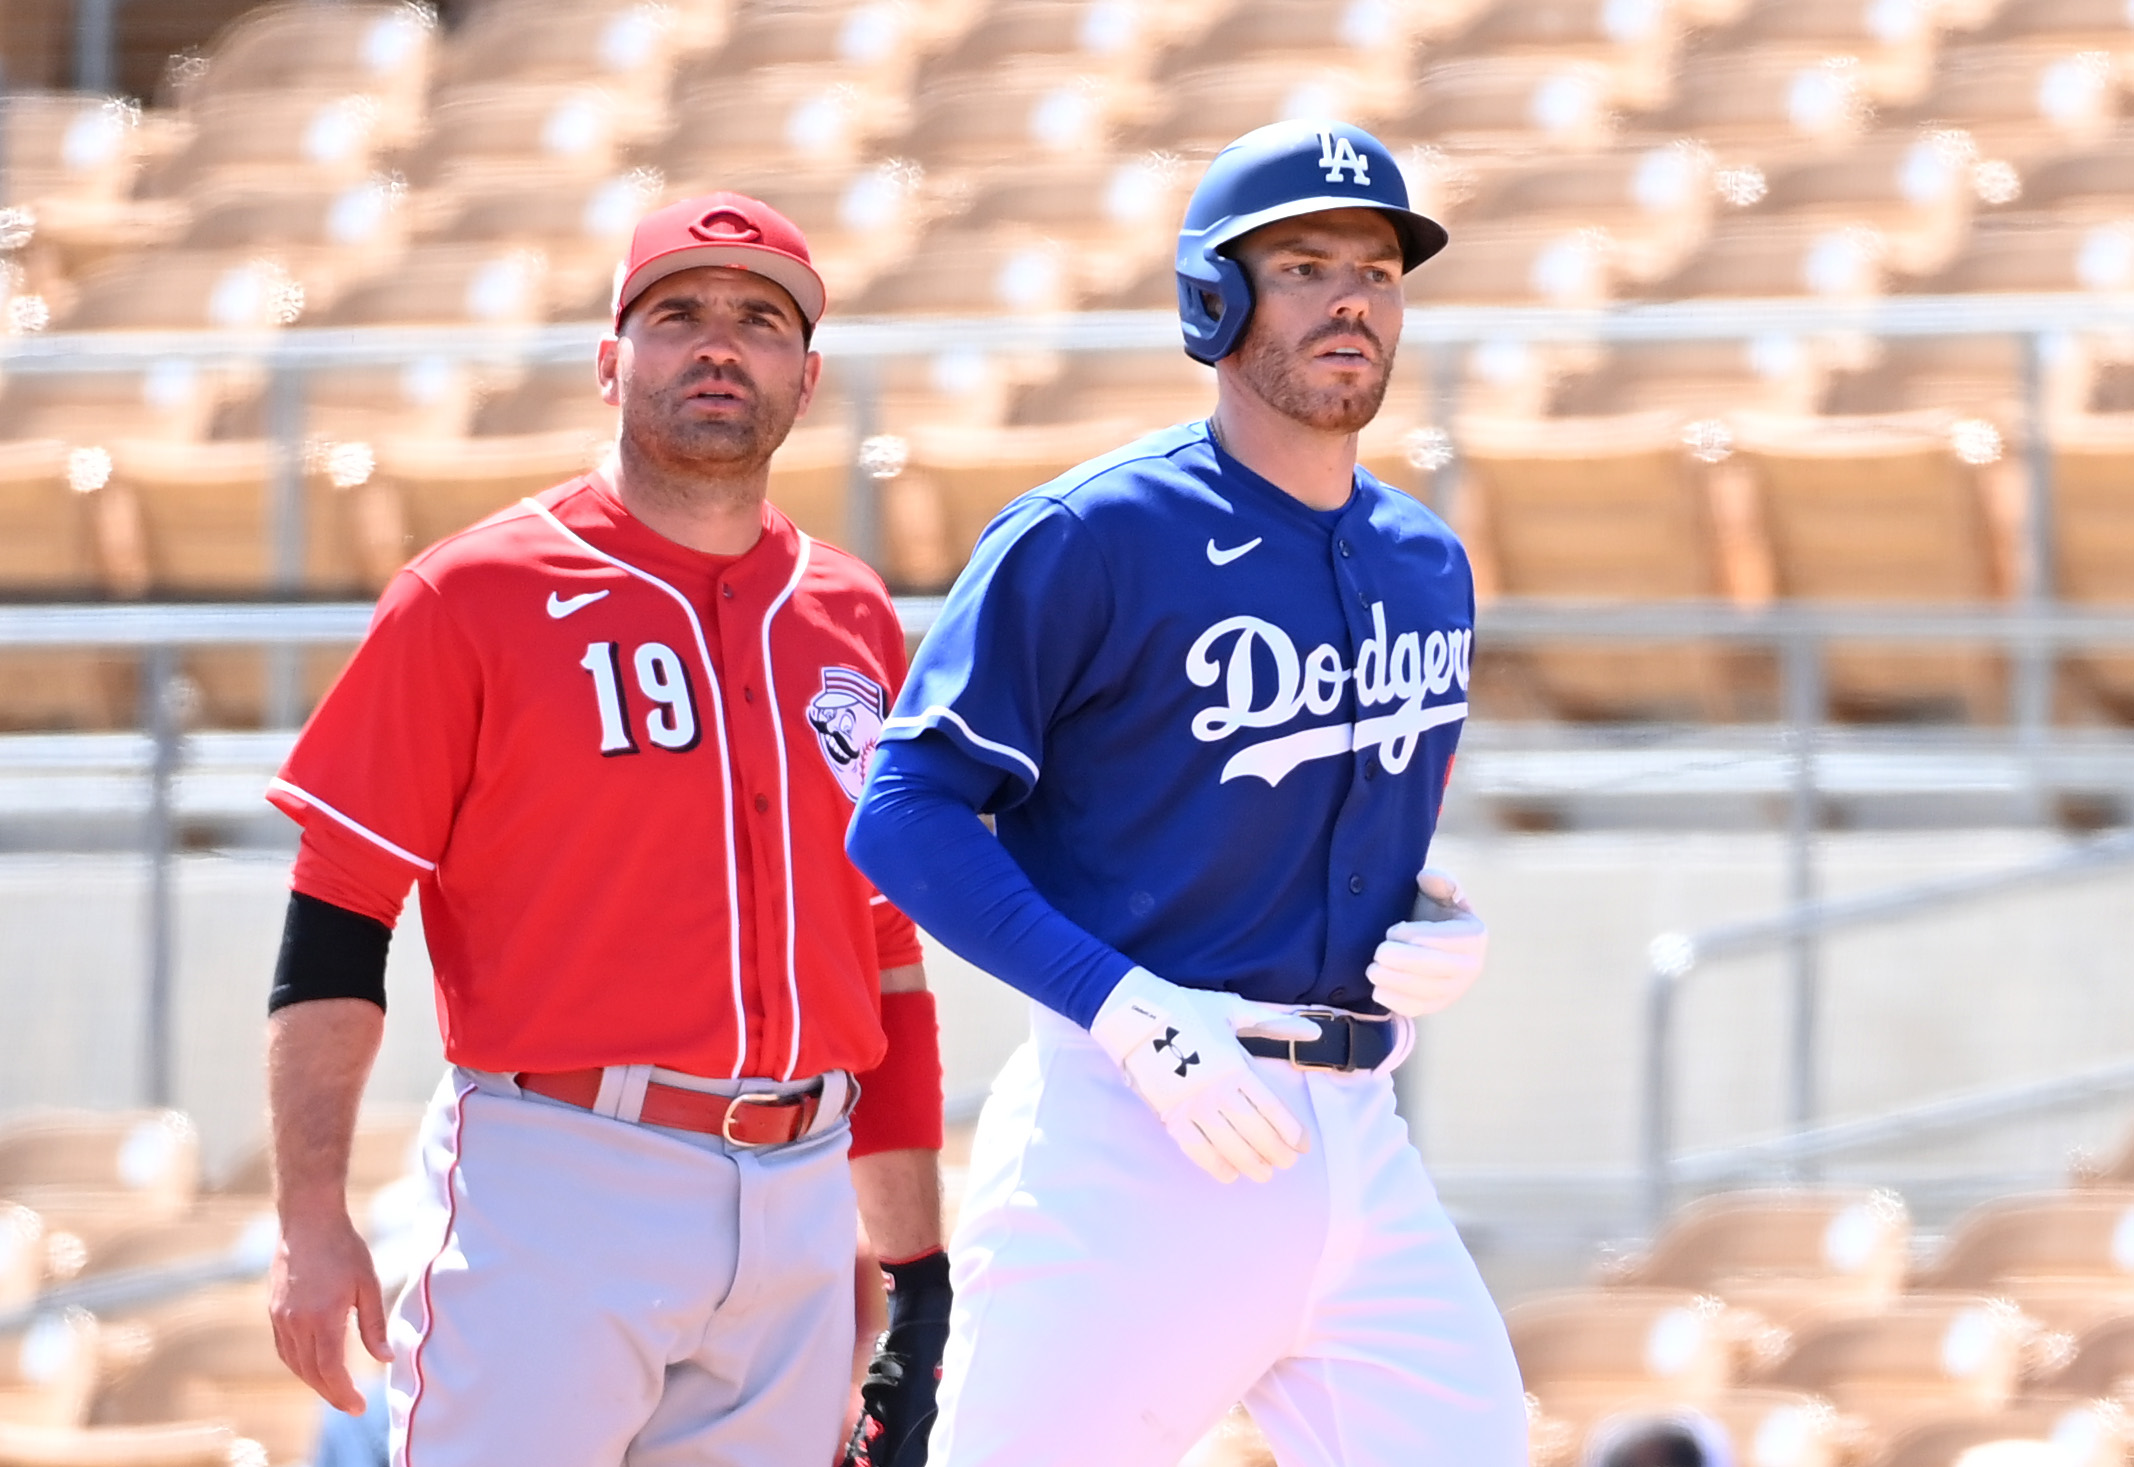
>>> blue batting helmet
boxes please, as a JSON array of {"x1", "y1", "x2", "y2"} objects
[{"x1": 1175, "y1": 119, "x2": 1448, "y2": 365}]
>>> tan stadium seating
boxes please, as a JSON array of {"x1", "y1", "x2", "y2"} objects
[
  {"x1": 0, "y1": 0, "x2": 72, "y2": 93},
  {"x1": 1386, "y1": 55, "x2": 1626, "y2": 155},
  {"x1": 1548, "y1": 338, "x2": 1837, "y2": 418},
  {"x1": 850, "y1": 225, "x2": 1082, "y2": 314},
  {"x1": 765, "y1": 424, "x2": 863, "y2": 553},
  {"x1": 1749, "y1": 1297, "x2": 2036, "y2": 1428},
  {"x1": 139, "y1": 89, "x2": 399, "y2": 201},
  {"x1": 372, "y1": 429, "x2": 608, "y2": 555},
  {"x1": 80, "y1": 1202, "x2": 277, "y2": 1282},
  {"x1": 896, "y1": 64, "x2": 1141, "y2": 172},
  {"x1": 1152, "y1": 0, "x2": 1426, "y2": 95},
  {"x1": 662, "y1": 66, "x2": 905, "y2": 176},
  {"x1": 2007, "y1": 123, "x2": 2134, "y2": 216},
  {"x1": 467, "y1": 363, "x2": 616, "y2": 440},
  {"x1": 0, "y1": 1313, "x2": 99, "y2": 1430},
  {"x1": 919, "y1": 0, "x2": 1205, "y2": 88},
  {"x1": 1445, "y1": 143, "x2": 1718, "y2": 285},
  {"x1": 1637, "y1": 49, "x2": 1876, "y2": 157},
  {"x1": 1921, "y1": 214, "x2": 2134, "y2": 294},
  {"x1": 1454, "y1": 412, "x2": 1774, "y2": 721},
  {"x1": 177, "y1": 1, "x2": 434, "y2": 143},
  {"x1": 1729, "y1": 410, "x2": 2017, "y2": 722},
  {"x1": 410, "y1": 85, "x2": 654, "y2": 189},
  {"x1": 1820, "y1": 337, "x2": 2038, "y2": 423},
  {"x1": 312, "y1": 243, "x2": 550, "y2": 328},
  {"x1": 412, "y1": 167, "x2": 661, "y2": 320},
  {"x1": 89, "y1": 1305, "x2": 319, "y2": 1466},
  {"x1": 0, "y1": 1206, "x2": 40, "y2": 1318},
  {"x1": 0, "y1": 1419, "x2": 249, "y2": 1467},
  {"x1": 2048, "y1": 416, "x2": 2134, "y2": 718},
  {"x1": 1869, "y1": 1401, "x2": 2130, "y2": 1467},
  {"x1": 1726, "y1": 129, "x2": 1984, "y2": 279},
  {"x1": 1539, "y1": 1390, "x2": 1860, "y2": 1467},
  {"x1": 2031, "y1": 1313, "x2": 2134, "y2": 1401},
  {"x1": 435, "y1": 0, "x2": 711, "y2": 95},
  {"x1": 1007, "y1": 348, "x2": 1216, "y2": 435},
  {"x1": 947, "y1": 154, "x2": 1194, "y2": 299},
  {"x1": 1506, "y1": 1288, "x2": 1750, "y2": 1423},
  {"x1": 1704, "y1": 0, "x2": 1950, "y2": 106},
  {"x1": 1408, "y1": 220, "x2": 1623, "y2": 305},
  {"x1": 1140, "y1": 60, "x2": 1400, "y2": 156},
  {"x1": 1895, "y1": 43, "x2": 2129, "y2": 160},
  {"x1": 51, "y1": 253, "x2": 312, "y2": 334},
  {"x1": 812, "y1": 350, "x2": 1039, "y2": 436},
  {"x1": 688, "y1": 0, "x2": 932, "y2": 94},
  {"x1": 214, "y1": 360, "x2": 491, "y2": 446},
  {"x1": 0, "y1": 93, "x2": 151, "y2": 217},
  {"x1": 1604, "y1": 1189, "x2": 1912, "y2": 1325},
  {"x1": 0, "y1": 1112, "x2": 198, "y2": 1230},
  {"x1": 1911, "y1": 1190, "x2": 2134, "y2": 1331},
  {"x1": 1428, "y1": 0, "x2": 1688, "y2": 112},
  {"x1": 0, "y1": 439, "x2": 121, "y2": 592}
]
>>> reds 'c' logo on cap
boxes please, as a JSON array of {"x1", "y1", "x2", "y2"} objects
[{"x1": 689, "y1": 209, "x2": 763, "y2": 244}]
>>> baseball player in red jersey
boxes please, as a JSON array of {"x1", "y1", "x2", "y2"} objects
[{"x1": 260, "y1": 193, "x2": 951, "y2": 1467}]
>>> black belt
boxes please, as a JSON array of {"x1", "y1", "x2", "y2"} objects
[{"x1": 1239, "y1": 1009, "x2": 1402, "y2": 1073}]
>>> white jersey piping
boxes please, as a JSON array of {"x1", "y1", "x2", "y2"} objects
[
  {"x1": 521, "y1": 498, "x2": 750, "y2": 1079},
  {"x1": 883, "y1": 705, "x2": 1041, "y2": 784},
  {"x1": 758, "y1": 532, "x2": 811, "y2": 1081},
  {"x1": 268, "y1": 777, "x2": 438, "y2": 872}
]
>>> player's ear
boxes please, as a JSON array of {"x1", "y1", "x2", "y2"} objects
[
  {"x1": 596, "y1": 335, "x2": 623, "y2": 408},
  {"x1": 794, "y1": 349, "x2": 823, "y2": 420}
]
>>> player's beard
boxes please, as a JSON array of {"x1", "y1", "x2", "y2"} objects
[
  {"x1": 1232, "y1": 317, "x2": 1394, "y2": 434},
  {"x1": 620, "y1": 360, "x2": 804, "y2": 488}
]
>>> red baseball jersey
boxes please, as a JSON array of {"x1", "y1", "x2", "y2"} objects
[{"x1": 269, "y1": 474, "x2": 924, "y2": 1081}]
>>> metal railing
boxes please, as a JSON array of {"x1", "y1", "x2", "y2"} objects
[{"x1": 1640, "y1": 827, "x2": 2134, "y2": 1226}]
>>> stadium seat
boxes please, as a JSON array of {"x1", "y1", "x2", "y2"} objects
[
  {"x1": 0, "y1": 439, "x2": 123, "y2": 592},
  {"x1": 1153, "y1": 0, "x2": 1426, "y2": 94},
  {"x1": 1604, "y1": 1189, "x2": 1912, "y2": 1325},
  {"x1": 1506, "y1": 1288, "x2": 1749, "y2": 1419},
  {"x1": 372, "y1": 430, "x2": 607, "y2": 554},
  {"x1": 1896, "y1": 43, "x2": 2128, "y2": 160},
  {"x1": 1549, "y1": 338, "x2": 1838, "y2": 418},
  {"x1": 949, "y1": 153, "x2": 1194, "y2": 296},
  {"x1": 410, "y1": 85, "x2": 652, "y2": 189},
  {"x1": 435, "y1": 0, "x2": 707, "y2": 95},
  {"x1": 0, "y1": 0, "x2": 72, "y2": 93},
  {"x1": 1385, "y1": 55, "x2": 1625, "y2": 155},
  {"x1": 1638, "y1": 49, "x2": 1875, "y2": 156},
  {"x1": 690, "y1": 0, "x2": 931, "y2": 92},
  {"x1": 1141, "y1": 60, "x2": 1399, "y2": 156},
  {"x1": 140, "y1": 89, "x2": 399, "y2": 201},
  {"x1": 1911, "y1": 1191, "x2": 2134, "y2": 1330},
  {"x1": 1870, "y1": 1401, "x2": 2130, "y2": 1467},
  {"x1": 467, "y1": 362, "x2": 615, "y2": 440},
  {"x1": 0, "y1": 1312, "x2": 99, "y2": 1430},
  {"x1": 414, "y1": 167, "x2": 661, "y2": 320},
  {"x1": 0, "y1": 1419, "x2": 248, "y2": 1467},
  {"x1": 2003, "y1": 123, "x2": 2134, "y2": 215},
  {"x1": 672, "y1": 162, "x2": 928, "y2": 306},
  {"x1": 1700, "y1": 0, "x2": 1952, "y2": 106},
  {"x1": 1408, "y1": 220, "x2": 1624, "y2": 304},
  {"x1": 2048, "y1": 416, "x2": 2134, "y2": 719},
  {"x1": 1819, "y1": 337, "x2": 2036, "y2": 423},
  {"x1": 896, "y1": 64, "x2": 1140, "y2": 171},
  {"x1": 1922, "y1": 213, "x2": 2134, "y2": 294},
  {"x1": 898, "y1": 418, "x2": 1134, "y2": 573},
  {"x1": 2032, "y1": 1313, "x2": 2134, "y2": 1401},
  {"x1": 1540, "y1": 1390, "x2": 1859, "y2": 1467},
  {"x1": 0, "y1": 1112, "x2": 198, "y2": 1232},
  {"x1": 89, "y1": 1305, "x2": 319, "y2": 1465},
  {"x1": 662, "y1": 66, "x2": 905, "y2": 176},
  {"x1": 0, "y1": 1206, "x2": 40, "y2": 1318},
  {"x1": 1005, "y1": 347, "x2": 1215, "y2": 433},
  {"x1": 176, "y1": 1, "x2": 434, "y2": 144},
  {"x1": 849, "y1": 225, "x2": 1081, "y2": 314},
  {"x1": 1428, "y1": 0, "x2": 1689, "y2": 112},
  {"x1": 1445, "y1": 142, "x2": 1719, "y2": 285},
  {"x1": 1728, "y1": 410, "x2": 2017, "y2": 722},
  {"x1": 0, "y1": 93, "x2": 153, "y2": 241},
  {"x1": 52, "y1": 253, "x2": 311, "y2": 333},
  {"x1": 1454, "y1": 413, "x2": 1774, "y2": 720},
  {"x1": 313, "y1": 242, "x2": 549, "y2": 328},
  {"x1": 919, "y1": 0, "x2": 1206, "y2": 87},
  {"x1": 1749, "y1": 1297, "x2": 2035, "y2": 1426},
  {"x1": 80, "y1": 1202, "x2": 277, "y2": 1282}
]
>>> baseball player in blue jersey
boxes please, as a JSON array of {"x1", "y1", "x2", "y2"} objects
[{"x1": 846, "y1": 119, "x2": 1527, "y2": 1466}]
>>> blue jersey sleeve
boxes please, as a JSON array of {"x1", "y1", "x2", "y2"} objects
[
  {"x1": 878, "y1": 496, "x2": 1113, "y2": 808},
  {"x1": 847, "y1": 732, "x2": 1134, "y2": 1027}
]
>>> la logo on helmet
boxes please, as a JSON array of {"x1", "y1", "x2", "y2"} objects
[{"x1": 1317, "y1": 130, "x2": 1370, "y2": 185}]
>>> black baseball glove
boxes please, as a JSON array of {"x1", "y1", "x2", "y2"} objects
[{"x1": 841, "y1": 1249, "x2": 953, "y2": 1467}]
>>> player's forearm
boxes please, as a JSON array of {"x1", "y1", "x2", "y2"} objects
[
  {"x1": 849, "y1": 739, "x2": 1132, "y2": 1027},
  {"x1": 852, "y1": 1147, "x2": 944, "y2": 1261},
  {"x1": 267, "y1": 999, "x2": 385, "y2": 1225}
]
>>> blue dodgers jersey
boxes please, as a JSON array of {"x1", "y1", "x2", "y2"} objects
[{"x1": 883, "y1": 419, "x2": 1475, "y2": 1010}]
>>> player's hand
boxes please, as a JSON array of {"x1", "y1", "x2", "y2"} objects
[
  {"x1": 1367, "y1": 869, "x2": 1488, "y2": 1018},
  {"x1": 269, "y1": 1207, "x2": 391, "y2": 1415},
  {"x1": 1090, "y1": 967, "x2": 1316, "y2": 1184},
  {"x1": 841, "y1": 1249, "x2": 952, "y2": 1467}
]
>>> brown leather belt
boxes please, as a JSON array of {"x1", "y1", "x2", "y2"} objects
[{"x1": 516, "y1": 1068, "x2": 825, "y2": 1146}]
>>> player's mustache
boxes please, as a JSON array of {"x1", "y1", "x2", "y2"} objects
[
  {"x1": 1300, "y1": 319, "x2": 1384, "y2": 357},
  {"x1": 675, "y1": 364, "x2": 758, "y2": 397}
]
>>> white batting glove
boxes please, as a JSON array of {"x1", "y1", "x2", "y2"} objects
[
  {"x1": 1090, "y1": 968, "x2": 1316, "y2": 1185},
  {"x1": 1367, "y1": 869, "x2": 1489, "y2": 1018}
]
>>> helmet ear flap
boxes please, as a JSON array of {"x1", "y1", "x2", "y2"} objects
[{"x1": 1176, "y1": 250, "x2": 1253, "y2": 365}]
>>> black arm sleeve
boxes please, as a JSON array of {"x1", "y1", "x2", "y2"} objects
[{"x1": 268, "y1": 891, "x2": 392, "y2": 1014}]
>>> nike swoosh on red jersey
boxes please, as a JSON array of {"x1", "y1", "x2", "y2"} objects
[
  {"x1": 546, "y1": 589, "x2": 611, "y2": 618},
  {"x1": 1206, "y1": 537, "x2": 1262, "y2": 566}
]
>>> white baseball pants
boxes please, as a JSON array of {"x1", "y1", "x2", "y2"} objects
[
  {"x1": 928, "y1": 1006, "x2": 1529, "y2": 1467},
  {"x1": 385, "y1": 1069, "x2": 858, "y2": 1467}
]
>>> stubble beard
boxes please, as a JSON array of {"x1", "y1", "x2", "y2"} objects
[
  {"x1": 617, "y1": 362, "x2": 803, "y2": 507},
  {"x1": 1232, "y1": 319, "x2": 1395, "y2": 434}
]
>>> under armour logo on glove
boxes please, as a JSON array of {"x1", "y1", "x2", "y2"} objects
[{"x1": 1152, "y1": 1027, "x2": 1200, "y2": 1078}]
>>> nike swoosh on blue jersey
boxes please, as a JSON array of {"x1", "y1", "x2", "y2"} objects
[{"x1": 1205, "y1": 537, "x2": 1262, "y2": 566}]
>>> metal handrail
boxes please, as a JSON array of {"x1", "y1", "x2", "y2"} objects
[{"x1": 1642, "y1": 828, "x2": 2134, "y2": 1224}]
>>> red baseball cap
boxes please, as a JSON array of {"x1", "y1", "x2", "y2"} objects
[{"x1": 611, "y1": 192, "x2": 826, "y2": 331}]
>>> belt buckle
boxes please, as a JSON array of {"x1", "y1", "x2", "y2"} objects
[
  {"x1": 720, "y1": 1091, "x2": 792, "y2": 1148},
  {"x1": 1288, "y1": 1009, "x2": 1355, "y2": 1072}
]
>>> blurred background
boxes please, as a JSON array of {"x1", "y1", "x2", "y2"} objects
[{"x1": 4, "y1": 0, "x2": 2134, "y2": 1464}]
